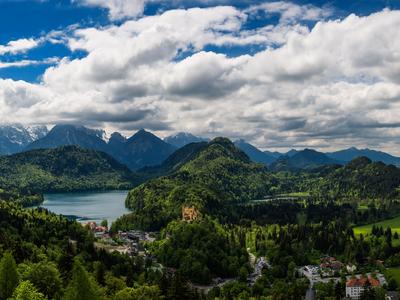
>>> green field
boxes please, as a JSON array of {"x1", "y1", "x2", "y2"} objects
[
  {"x1": 281, "y1": 192, "x2": 310, "y2": 197},
  {"x1": 353, "y1": 215, "x2": 400, "y2": 235},
  {"x1": 385, "y1": 268, "x2": 400, "y2": 286}
]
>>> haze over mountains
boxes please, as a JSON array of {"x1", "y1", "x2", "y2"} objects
[
  {"x1": 326, "y1": 147, "x2": 400, "y2": 166},
  {"x1": 1, "y1": 124, "x2": 400, "y2": 170},
  {"x1": 164, "y1": 132, "x2": 208, "y2": 148}
]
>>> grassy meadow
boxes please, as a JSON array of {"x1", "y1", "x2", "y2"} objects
[{"x1": 353, "y1": 215, "x2": 400, "y2": 235}]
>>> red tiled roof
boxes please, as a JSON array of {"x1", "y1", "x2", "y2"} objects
[
  {"x1": 346, "y1": 276, "x2": 380, "y2": 287},
  {"x1": 95, "y1": 226, "x2": 108, "y2": 232}
]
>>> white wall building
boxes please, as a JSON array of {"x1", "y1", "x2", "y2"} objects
[{"x1": 346, "y1": 276, "x2": 380, "y2": 299}]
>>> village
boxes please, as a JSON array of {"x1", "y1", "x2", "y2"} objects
[
  {"x1": 83, "y1": 206, "x2": 203, "y2": 257},
  {"x1": 83, "y1": 221, "x2": 157, "y2": 258},
  {"x1": 82, "y1": 218, "x2": 274, "y2": 292},
  {"x1": 82, "y1": 214, "x2": 400, "y2": 300},
  {"x1": 300, "y1": 256, "x2": 400, "y2": 300}
]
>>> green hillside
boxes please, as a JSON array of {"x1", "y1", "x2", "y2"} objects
[
  {"x1": 116, "y1": 138, "x2": 272, "y2": 231},
  {"x1": 312, "y1": 156, "x2": 400, "y2": 199},
  {"x1": 0, "y1": 146, "x2": 139, "y2": 194}
]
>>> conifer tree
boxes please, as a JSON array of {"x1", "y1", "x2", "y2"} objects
[
  {"x1": 63, "y1": 258, "x2": 100, "y2": 300},
  {"x1": 0, "y1": 252, "x2": 19, "y2": 300},
  {"x1": 12, "y1": 281, "x2": 46, "y2": 300}
]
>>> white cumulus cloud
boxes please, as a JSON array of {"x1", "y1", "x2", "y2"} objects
[
  {"x1": 1, "y1": 4, "x2": 400, "y2": 154},
  {"x1": 74, "y1": 0, "x2": 148, "y2": 20},
  {"x1": 0, "y1": 38, "x2": 39, "y2": 56}
]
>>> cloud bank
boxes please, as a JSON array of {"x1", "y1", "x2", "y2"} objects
[{"x1": 1, "y1": 2, "x2": 400, "y2": 153}]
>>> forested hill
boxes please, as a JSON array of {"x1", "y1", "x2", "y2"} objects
[
  {"x1": 116, "y1": 137, "x2": 273, "y2": 231},
  {"x1": 0, "y1": 146, "x2": 139, "y2": 194},
  {"x1": 270, "y1": 148, "x2": 341, "y2": 171},
  {"x1": 312, "y1": 156, "x2": 400, "y2": 199}
]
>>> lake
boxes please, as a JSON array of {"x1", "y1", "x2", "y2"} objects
[{"x1": 40, "y1": 191, "x2": 130, "y2": 225}]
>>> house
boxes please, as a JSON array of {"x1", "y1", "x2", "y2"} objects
[
  {"x1": 346, "y1": 276, "x2": 380, "y2": 299},
  {"x1": 93, "y1": 226, "x2": 108, "y2": 238},
  {"x1": 320, "y1": 257, "x2": 344, "y2": 273},
  {"x1": 95, "y1": 226, "x2": 108, "y2": 232}
]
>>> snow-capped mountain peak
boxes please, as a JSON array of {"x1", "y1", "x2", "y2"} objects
[
  {"x1": 0, "y1": 124, "x2": 49, "y2": 155},
  {"x1": 164, "y1": 132, "x2": 207, "y2": 148}
]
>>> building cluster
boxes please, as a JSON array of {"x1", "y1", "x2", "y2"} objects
[
  {"x1": 345, "y1": 275, "x2": 381, "y2": 299},
  {"x1": 300, "y1": 256, "x2": 396, "y2": 300},
  {"x1": 302, "y1": 256, "x2": 348, "y2": 280},
  {"x1": 85, "y1": 221, "x2": 109, "y2": 238},
  {"x1": 319, "y1": 256, "x2": 344, "y2": 276},
  {"x1": 83, "y1": 221, "x2": 156, "y2": 258},
  {"x1": 117, "y1": 230, "x2": 156, "y2": 256}
]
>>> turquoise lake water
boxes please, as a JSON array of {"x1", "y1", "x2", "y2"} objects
[{"x1": 41, "y1": 191, "x2": 130, "y2": 224}]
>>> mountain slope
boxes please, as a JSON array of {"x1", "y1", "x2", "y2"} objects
[
  {"x1": 0, "y1": 124, "x2": 48, "y2": 155},
  {"x1": 115, "y1": 138, "x2": 271, "y2": 230},
  {"x1": 0, "y1": 146, "x2": 138, "y2": 193},
  {"x1": 286, "y1": 149, "x2": 299, "y2": 157},
  {"x1": 107, "y1": 132, "x2": 127, "y2": 161},
  {"x1": 25, "y1": 124, "x2": 108, "y2": 152},
  {"x1": 138, "y1": 141, "x2": 209, "y2": 179},
  {"x1": 123, "y1": 129, "x2": 177, "y2": 170},
  {"x1": 164, "y1": 132, "x2": 207, "y2": 148},
  {"x1": 234, "y1": 139, "x2": 277, "y2": 165},
  {"x1": 271, "y1": 149, "x2": 341, "y2": 171},
  {"x1": 327, "y1": 147, "x2": 400, "y2": 166},
  {"x1": 264, "y1": 150, "x2": 283, "y2": 159}
]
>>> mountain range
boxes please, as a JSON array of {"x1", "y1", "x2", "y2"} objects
[
  {"x1": 25, "y1": 125, "x2": 177, "y2": 170},
  {"x1": 326, "y1": 147, "x2": 400, "y2": 165},
  {"x1": 265, "y1": 147, "x2": 400, "y2": 167},
  {"x1": 1, "y1": 124, "x2": 400, "y2": 170}
]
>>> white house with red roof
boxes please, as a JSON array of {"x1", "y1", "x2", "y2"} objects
[{"x1": 346, "y1": 276, "x2": 380, "y2": 299}]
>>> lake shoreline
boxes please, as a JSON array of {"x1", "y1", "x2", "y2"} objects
[{"x1": 37, "y1": 190, "x2": 130, "y2": 225}]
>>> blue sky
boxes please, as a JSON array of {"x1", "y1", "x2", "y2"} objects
[
  {"x1": 1, "y1": 0, "x2": 399, "y2": 82},
  {"x1": 1, "y1": 0, "x2": 400, "y2": 153}
]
